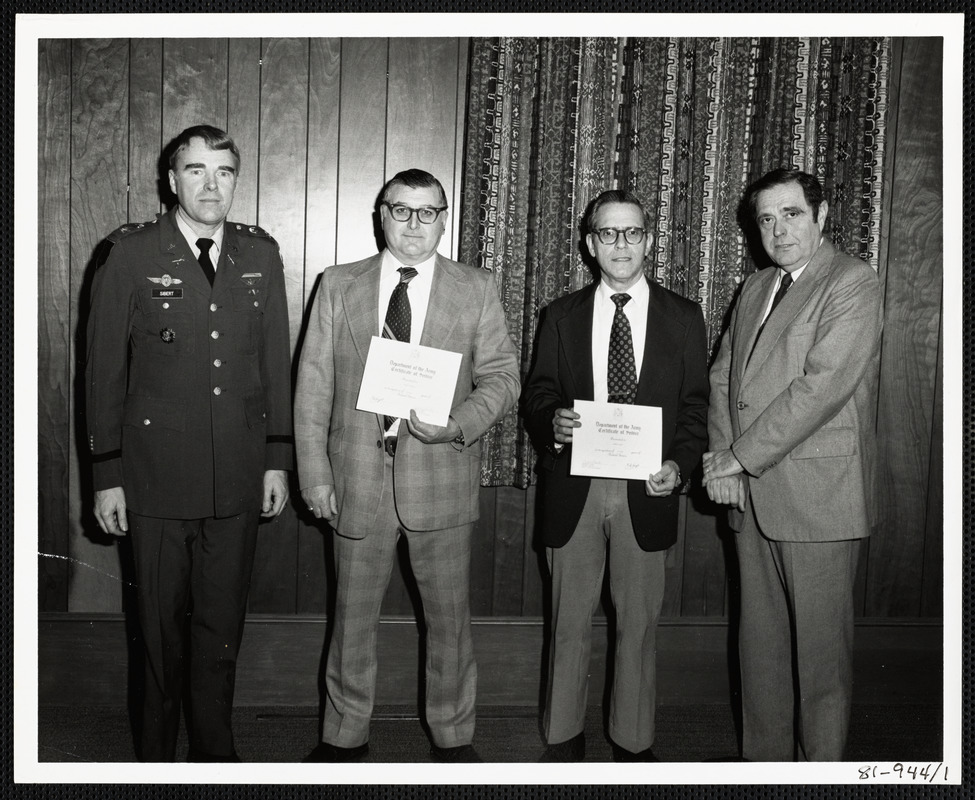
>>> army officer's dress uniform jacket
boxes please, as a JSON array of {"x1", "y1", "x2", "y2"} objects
[{"x1": 85, "y1": 210, "x2": 293, "y2": 760}]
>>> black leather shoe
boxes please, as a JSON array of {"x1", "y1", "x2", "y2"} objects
[
  {"x1": 611, "y1": 743, "x2": 660, "y2": 762},
  {"x1": 303, "y1": 741, "x2": 369, "y2": 763},
  {"x1": 539, "y1": 731, "x2": 585, "y2": 762},
  {"x1": 187, "y1": 748, "x2": 241, "y2": 762},
  {"x1": 430, "y1": 743, "x2": 482, "y2": 763}
]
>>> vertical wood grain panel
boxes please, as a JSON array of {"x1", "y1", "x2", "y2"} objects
[
  {"x1": 247, "y1": 37, "x2": 311, "y2": 615},
  {"x1": 335, "y1": 39, "x2": 387, "y2": 265},
  {"x1": 679, "y1": 497, "x2": 728, "y2": 617},
  {"x1": 68, "y1": 39, "x2": 129, "y2": 611},
  {"x1": 295, "y1": 37, "x2": 343, "y2": 614},
  {"x1": 38, "y1": 40, "x2": 72, "y2": 611},
  {"x1": 521, "y1": 485, "x2": 545, "y2": 616},
  {"x1": 920, "y1": 311, "x2": 943, "y2": 616},
  {"x1": 490, "y1": 487, "x2": 528, "y2": 615},
  {"x1": 161, "y1": 39, "x2": 229, "y2": 143},
  {"x1": 128, "y1": 40, "x2": 163, "y2": 222},
  {"x1": 227, "y1": 39, "x2": 262, "y2": 226},
  {"x1": 471, "y1": 487, "x2": 498, "y2": 615},
  {"x1": 660, "y1": 496, "x2": 688, "y2": 616},
  {"x1": 304, "y1": 38, "x2": 342, "y2": 283},
  {"x1": 386, "y1": 38, "x2": 460, "y2": 258},
  {"x1": 867, "y1": 38, "x2": 942, "y2": 616}
]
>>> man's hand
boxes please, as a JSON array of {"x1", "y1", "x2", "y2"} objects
[
  {"x1": 302, "y1": 484, "x2": 338, "y2": 522},
  {"x1": 94, "y1": 487, "x2": 128, "y2": 536},
  {"x1": 553, "y1": 407, "x2": 581, "y2": 444},
  {"x1": 702, "y1": 449, "x2": 744, "y2": 484},
  {"x1": 706, "y1": 474, "x2": 749, "y2": 512},
  {"x1": 261, "y1": 469, "x2": 290, "y2": 518},
  {"x1": 645, "y1": 460, "x2": 680, "y2": 497},
  {"x1": 406, "y1": 411, "x2": 461, "y2": 444}
]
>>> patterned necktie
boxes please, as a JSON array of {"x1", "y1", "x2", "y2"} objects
[
  {"x1": 382, "y1": 266, "x2": 419, "y2": 430},
  {"x1": 196, "y1": 238, "x2": 216, "y2": 285},
  {"x1": 750, "y1": 271, "x2": 794, "y2": 361},
  {"x1": 607, "y1": 293, "x2": 638, "y2": 405}
]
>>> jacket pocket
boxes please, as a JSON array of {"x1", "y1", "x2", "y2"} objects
[
  {"x1": 791, "y1": 426, "x2": 857, "y2": 459},
  {"x1": 122, "y1": 396, "x2": 187, "y2": 431},
  {"x1": 243, "y1": 393, "x2": 267, "y2": 428}
]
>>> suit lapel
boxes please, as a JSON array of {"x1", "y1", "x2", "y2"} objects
[
  {"x1": 339, "y1": 253, "x2": 384, "y2": 365},
  {"x1": 742, "y1": 240, "x2": 836, "y2": 383},
  {"x1": 634, "y1": 282, "x2": 677, "y2": 406},
  {"x1": 557, "y1": 285, "x2": 596, "y2": 402},
  {"x1": 154, "y1": 211, "x2": 212, "y2": 298},
  {"x1": 420, "y1": 255, "x2": 468, "y2": 349}
]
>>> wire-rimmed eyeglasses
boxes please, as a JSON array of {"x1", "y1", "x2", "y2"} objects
[
  {"x1": 591, "y1": 227, "x2": 647, "y2": 246},
  {"x1": 383, "y1": 202, "x2": 447, "y2": 224}
]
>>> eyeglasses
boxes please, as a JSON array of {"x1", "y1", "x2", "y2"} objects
[
  {"x1": 592, "y1": 227, "x2": 647, "y2": 246},
  {"x1": 383, "y1": 202, "x2": 447, "y2": 225}
]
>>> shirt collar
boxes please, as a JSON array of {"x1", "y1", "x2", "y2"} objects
[
  {"x1": 596, "y1": 275, "x2": 649, "y2": 305},
  {"x1": 174, "y1": 207, "x2": 225, "y2": 252},
  {"x1": 383, "y1": 249, "x2": 437, "y2": 277}
]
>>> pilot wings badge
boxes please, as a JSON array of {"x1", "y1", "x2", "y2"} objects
[{"x1": 148, "y1": 274, "x2": 184, "y2": 288}]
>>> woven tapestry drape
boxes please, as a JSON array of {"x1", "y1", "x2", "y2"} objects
[{"x1": 461, "y1": 37, "x2": 890, "y2": 489}]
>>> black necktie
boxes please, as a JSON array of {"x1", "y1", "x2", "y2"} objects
[
  {"x1": 749, "y1": 271, "x2": 793, "y2": 361},
  {"x1": 607, "y1": 293, "x2": 638, "y2": 405},
  {"x1": 196, "y1": 238, "x2": 216, "y2": 285},
  {"x1": 382, "y1": 267, "x2": 419, "y2": 430}
]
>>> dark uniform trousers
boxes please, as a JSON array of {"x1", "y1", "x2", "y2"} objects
[
  {"x1": 85, "y1": 212, "x2": 293, "y2": 761},
  {"x1": 130, "y1": 510, "x2": 260, "y2": 762}
]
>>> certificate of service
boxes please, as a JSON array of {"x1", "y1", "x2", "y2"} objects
[
  {"x1": 570, "y1": 400, "x2": 662, "y2": 481},
  {"x1": 356, "y1": 336, "x2": 462, "y2": 426}
]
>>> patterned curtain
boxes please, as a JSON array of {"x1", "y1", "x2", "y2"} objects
[{"x1": 462, "y1": 37, "x2": 890, "y2": 489}]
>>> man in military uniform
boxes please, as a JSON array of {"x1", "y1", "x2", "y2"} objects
[{"x1": 85, "y1": 125, "x2": 293, "y2": 762}]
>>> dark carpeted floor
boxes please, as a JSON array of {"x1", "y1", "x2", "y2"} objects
[{"x1": 38, "y1": 703, "x2": 942, "y2": 764}]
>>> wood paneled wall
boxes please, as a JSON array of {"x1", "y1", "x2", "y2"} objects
[{"x1": 37, "y1": 38, "x2": 944, "y2": 621}]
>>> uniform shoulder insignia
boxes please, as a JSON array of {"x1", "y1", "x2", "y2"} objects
[
  {"x1": 106, "y1": 218, "x2": 157, "y2": 244},
  {"x1": 232, "y1": 222, "x2": 278, "y2": 246}
]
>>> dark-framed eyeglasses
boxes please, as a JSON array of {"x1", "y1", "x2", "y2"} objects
[
  {"x1": 383, "y1": 202, "x2": 447, "y2": 225},
  {"x1": 592, "y1": 227, "x2": 647, "y2": 246}
]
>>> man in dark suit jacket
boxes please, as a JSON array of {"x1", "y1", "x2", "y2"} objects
[
  {"x1": 704, "y1": 169, "x2": 882, "y2": 761},
  {"x1": 294, "y1": 169, "x2": 520, "y2": 763},
  {"x1": 85, "y1": 125, "x2": 293, "y2": 762},
  {"x1": 522, "y1": 189, "x2": 709, "y2": 762}
]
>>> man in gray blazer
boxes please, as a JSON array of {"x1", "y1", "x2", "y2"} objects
[
  {"x1": 704, "y1": 168, "x2": 882, "y2": 761},
  {"x1": 294, "y1": 169, "x2": 520, "y2": 763}
]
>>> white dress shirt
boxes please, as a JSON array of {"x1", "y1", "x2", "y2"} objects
[
  {"x1": 377, "y1": 249, "x2": 435, "y2": 343},
  {"x1": 175, "y1": 207, "x2": 224, "y2": 268},
  {"x1": 591, "y1": 277, "x2": 650, "y2": 402}
]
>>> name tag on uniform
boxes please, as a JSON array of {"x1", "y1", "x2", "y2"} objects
[{"x1": 152, "y1": 288, "x2": 184, "y2": 299}]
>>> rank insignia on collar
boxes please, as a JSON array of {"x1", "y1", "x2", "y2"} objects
[
  {"x1": 160, "y1": 328, "x2": 176, "y2": 343},
  {"x1": 241, "y1": 272, "x2": 263, "y2": 286},
  {"x1": 148, "y1": 274, "x2": 183, "y2": 287}
]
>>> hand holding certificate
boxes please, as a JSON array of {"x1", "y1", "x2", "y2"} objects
[
  {"x1": 356, "y1": 336, "x2": 462, "y2": 426},
  {"x1": 569, "y1": 400, "x2": 662, "y2": 481}
]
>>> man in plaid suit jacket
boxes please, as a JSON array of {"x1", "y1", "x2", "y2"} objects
[{"x1": 294, "y1": 169, "x2": 520, "y2": 763}]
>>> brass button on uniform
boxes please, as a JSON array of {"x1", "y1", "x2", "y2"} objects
[
  {"x1": 737, "y1": 401, "x2": 747, "y2": 410},
  {"x1": 213, "y1": 359, "x2": 222, "y2": 367},
  {"x1": 143, "y1": 419, "x2": 151, "y2": 425},
  {"x1": 211, "y1": 330, "x2": 219, "y2": 339},
  {"x1": 210, "y1": 303, "x2": 218, "y2": 312},
  {"x1": 213, "y1": 387, "x2": 222, "y2": 396}
]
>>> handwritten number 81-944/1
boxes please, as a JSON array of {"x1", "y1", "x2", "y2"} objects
[{"x1": 858, "y1": 763, "x2": 948, "y2": 781}]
